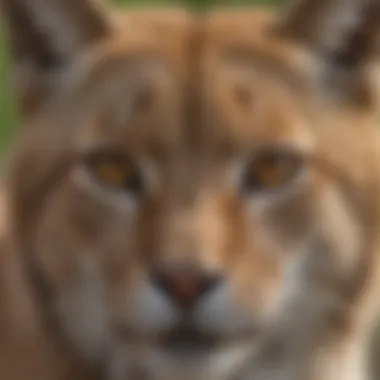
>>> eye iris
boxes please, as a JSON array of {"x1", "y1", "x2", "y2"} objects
[
  {"x1": 96, "y1": 162, "x2": 131, "y2": 186},
  {"x1": 85, "y1": 152, "x2": 142, "y2": 193},
  {"x1": 244, "y1": 151, "x2": 300, "y2": 192}
]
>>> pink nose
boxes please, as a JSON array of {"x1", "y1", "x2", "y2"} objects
[{"x1": 151, "y1": 268, "x2": 221, "y2": 310}]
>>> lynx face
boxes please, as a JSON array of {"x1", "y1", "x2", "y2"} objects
[{"x1": 2, "y1": 1, "x2": 380, "y2": 380}]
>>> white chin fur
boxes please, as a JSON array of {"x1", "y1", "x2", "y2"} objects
[{"x1": 106, "y1": 342, "x2": 253, "y2": 380}]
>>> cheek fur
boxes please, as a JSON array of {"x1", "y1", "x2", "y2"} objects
[
  {"x1": 55, "y1": 255, "x2": 113, "y2": 363},
  {"x1": 110, "y1": 277, "x2": 181, "y2": 335}
]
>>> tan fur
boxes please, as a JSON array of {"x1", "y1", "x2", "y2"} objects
[{"x1": 1, "y1": 1, "x2": 380, "y2": 379}]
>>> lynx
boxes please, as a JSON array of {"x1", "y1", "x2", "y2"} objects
[{"x1": 1, "y1": 0, "x2": 380, "y2": 379}]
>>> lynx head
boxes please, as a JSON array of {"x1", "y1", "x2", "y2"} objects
[{"x1": 1, "y1": 0, "x2": 380, "y2": 379}]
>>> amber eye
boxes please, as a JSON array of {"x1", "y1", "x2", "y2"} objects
[
  {"x1": 85, "y1": 152, "x2": 142, "y2": 193},
  {"x1": 242, "y1": 149, "x2": 303, "y2": 193}
]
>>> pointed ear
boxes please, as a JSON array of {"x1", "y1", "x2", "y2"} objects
[
  {"x1": 0, "y1": 0, "x2": 112, "y2": 116},
  {"x1": 274, "y1": 0, "x2": 380, "y2": 107},
  {"x1": 277, "y1": 0, "x2": 380, "y2": 66}
]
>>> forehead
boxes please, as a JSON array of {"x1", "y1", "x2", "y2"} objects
[{"x1": 69, "y1": 9, "x2": 315, "y2": 158}]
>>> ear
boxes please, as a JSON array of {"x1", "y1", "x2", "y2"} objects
[
  {"x1": 0, "y1": 0, "x2": 112, "y2": 116},
  {"x1": 275, "y1": 0, "x2": 380, "y2": 107}
]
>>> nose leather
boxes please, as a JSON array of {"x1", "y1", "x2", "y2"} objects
[{"x1": 151, "y1": 267, "x2": 221, "y2": 310}]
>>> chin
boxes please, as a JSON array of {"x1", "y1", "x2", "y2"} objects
[{"x1": 109, "y1": 338, "x2": 254, "y2": 380}]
